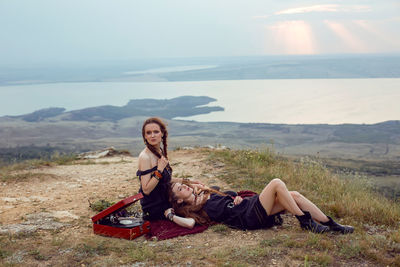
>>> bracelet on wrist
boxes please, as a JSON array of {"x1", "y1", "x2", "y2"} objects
[
  {"x1": 151, "y1": 173, "x2": 160, "y2": 181},
  {"x1": 167, "y1": 212, "x2": 174, "y2": 221},
  {"x1": 154, "y1": 170, "x2": 163, "y2": 179}
]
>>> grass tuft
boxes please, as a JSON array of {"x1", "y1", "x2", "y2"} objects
[
  {"x1": 29, "y1": 249, "x2": 50, "y2": 261},
  {"x1": 127, "y1": 243, "x2": 156, "y2": 262},
  {"x1": 210, "y1": 224, "x2": 231, "y2": 235},
  {"x1": 0, "y1": 249, "x2": 8, "y2": 259},
  {"x1": 88, "y1": 199, "x2": 115, "y2": 212},
  {"x1": 74, "y1": 241, "x2": 109, "y2": 257}
]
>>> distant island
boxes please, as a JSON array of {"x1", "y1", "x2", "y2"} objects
[{"x1": 8, "y1": 96, "x2": 224, "y2": 122}]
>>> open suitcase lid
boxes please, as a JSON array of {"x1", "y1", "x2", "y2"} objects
[{"x1": 91, "y1": 193, "x2": 143, "y2": 223}]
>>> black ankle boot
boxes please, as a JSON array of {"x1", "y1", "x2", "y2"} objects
[
  {"x1": 320, "y1": 216, "x2": 354, "y2": 234},
  {"x1": 272, "y1": 212, "x2": 284, "y2": 226},
  {"x1": 295, "y1": 211, "x2": 329, "y2": 234}
]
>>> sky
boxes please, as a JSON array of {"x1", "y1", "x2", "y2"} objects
[{"x1": 0, "y1": 0, "x2": 399, "y2": 65}]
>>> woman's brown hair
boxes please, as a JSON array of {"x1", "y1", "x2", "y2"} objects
[
  {"x1": 168, "y1": 182, "x2": 227, "y2": 225},
  {"x1": 142, "y1": 117, "x2": 169, "y2": 159}
]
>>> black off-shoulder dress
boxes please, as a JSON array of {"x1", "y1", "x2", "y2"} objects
[
  {"x1": 203, "y1": 193, "x2": 275, "y2": 230},
  {"x1": 136, "y1": 165, "x2": 172, "y2": 221}
]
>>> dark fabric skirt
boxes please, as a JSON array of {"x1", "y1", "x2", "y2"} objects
[
  {"x1": 229, "y1": 195, "x2": 275, "y2": 230},
  {"x1": 204, "y1": 194, "x2": 276, "y2": 230}
]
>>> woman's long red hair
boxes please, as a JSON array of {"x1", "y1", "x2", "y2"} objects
[{"x1": 168, "y1": 182, "x2": 227, "y2": 225}]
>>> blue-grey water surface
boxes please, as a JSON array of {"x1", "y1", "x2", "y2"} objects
[{"x1": 1, "y1": 78, "x2": 399, "y2": 124}]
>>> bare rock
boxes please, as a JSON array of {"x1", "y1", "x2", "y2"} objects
[
  {"x1": 77, "y1": 147, "x2": 131, "y2": 159},
  {"x1": 0, "y1": 211, "x2": 72, "y2": 234}
]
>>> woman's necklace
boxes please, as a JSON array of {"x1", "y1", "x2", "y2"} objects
[
  {"x1": 193, "y1": 191, "x2": 205, "y2": 205},
  {"x1": 193, "y1": 192, "x2": 198, "y2": 205}
]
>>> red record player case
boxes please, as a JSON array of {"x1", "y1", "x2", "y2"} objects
[{"x1": 91, "y1": 193, "x2": 150, "y2": 240}]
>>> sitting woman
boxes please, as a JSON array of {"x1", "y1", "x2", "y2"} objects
[
  {"x1": 137, "y1": 117, "x2": 202, "y2": 228},
  {"x1": 166, "y1": 179, "x2": 354, "y2": 234}
]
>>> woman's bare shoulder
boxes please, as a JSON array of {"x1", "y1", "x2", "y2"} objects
[
  {"x1": 138, "y1": 149, "x2": 153, "y2": 170},
  {"x1": 138, "y1": 149, "x2": 150, "y2": 160}
]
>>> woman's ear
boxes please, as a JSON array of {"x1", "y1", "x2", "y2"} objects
[{"x1": 177, "y1": 198, "x2": 183, "y2": 204}]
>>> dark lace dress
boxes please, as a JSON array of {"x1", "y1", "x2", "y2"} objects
[
  {"x1": 203, "y1": 193, "x2": 275, "y2": 230},
  {"x1": 136, "y1": 165, "x2": 172, "y2": 221}
]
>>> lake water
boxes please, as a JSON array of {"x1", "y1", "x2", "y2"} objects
[{"x1": 1, "y1": 78, "x2": 400, "y2": 124}]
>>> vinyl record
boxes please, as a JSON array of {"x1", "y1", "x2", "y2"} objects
[{"x1": 119, "y1": 219, "x2": 134, "y2": 225}]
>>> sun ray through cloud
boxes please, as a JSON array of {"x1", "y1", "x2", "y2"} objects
[
  {"x1": 323, "y1": 20, "x2": 371, "y2": 53},
  {"x1": 353, "y1": 20, "x2": 400, "y2": 51},
  {"x1": 266, "y1": 20, "x2": 318, "y2": 55}
]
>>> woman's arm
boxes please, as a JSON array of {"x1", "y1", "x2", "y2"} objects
[
  {"x1": 164, "y1": 208, "x2": 195, "y2": 229},
  {"x1": 171, "y1": 215, "x2": 196, "y2": 229},
  {"x1": 171, "y1": 177, "x2": 204, "y2": 186},
  {"x1": 138, "y1": 153, "x2": 159, "y2": 195}
]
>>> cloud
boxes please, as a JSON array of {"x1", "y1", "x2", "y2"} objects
[
  {"x1": 252, "y1": 15, "x2": 270, "y2": 20},
  {"x1": 276, "y1": 4, "x2": 371, "y2": 15}
]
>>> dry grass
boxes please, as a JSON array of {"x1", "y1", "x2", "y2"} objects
[
  {"x1": 207, "y1": 148, "x2": 400, "y2": 266},
  {"x1": 0, "y1": 154, "x2": 77, "y2": 173}
]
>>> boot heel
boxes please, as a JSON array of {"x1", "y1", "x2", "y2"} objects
[
  {"x1": 321, "y1": 216, "x2": 354, "y2": 234},
  {"x1": 295, "y1": 211, "x2": 329, "y2": 234}
]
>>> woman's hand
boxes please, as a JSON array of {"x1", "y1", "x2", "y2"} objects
[
  {"x1": 189, "y1": 179, "x2": 205, "y2": 186},
  {"x1": 233, "y1": 196, "x2": 243, "y2": 205},
  {"x1": 164, "y1": 208, "x2": 174, "y2": 218},
  {"x1": 157, "y1": 156, "x2": 169, "y2": 172}
]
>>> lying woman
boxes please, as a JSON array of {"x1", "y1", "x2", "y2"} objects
[{"x1": 166, "y1": 179, "x2": 354, "y2": 234}]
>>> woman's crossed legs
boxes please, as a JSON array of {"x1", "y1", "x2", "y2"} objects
[{"x1": 258, "y1": 178, "x2": 329, "y2": 223}]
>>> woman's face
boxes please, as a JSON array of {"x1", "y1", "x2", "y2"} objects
[
  {"x1": 144, "y1": 123, "x2": 163, "y2": 146},
  {"x1": 172, "y1": 182, "x2": 193, "y2": 202}
]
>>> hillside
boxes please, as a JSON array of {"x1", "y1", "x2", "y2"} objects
[
  {"x1": 2, "y1": 54, "x2": 400, "y2": 85},
  {"x1": 1, "y1": 114, "x2": 400, "y2": 163},
  {"x1": 1, "y1": 148, "x2": 399, "y2": 266}
]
